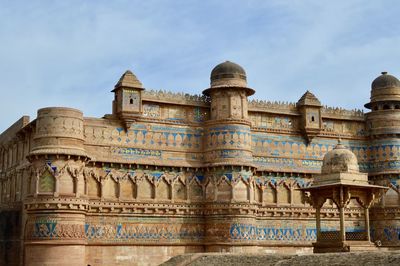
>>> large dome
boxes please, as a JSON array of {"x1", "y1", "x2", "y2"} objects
[
  {"x1": 321, "y1": 142, "x2": 359, "y2": 174},
  {"x1": 365, "y1": 72, "x2": 400, "y2": 109},
  {"x1": 203, "y1": 61, "x2": 255, "y2": 96},
  {"x1": 371, "y1": 72, "x2": 400, "y2": 90},
  {"x1": 210, "y1": 61, "x2": 246, "y2": 82}
]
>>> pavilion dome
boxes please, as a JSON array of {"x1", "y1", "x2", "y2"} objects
[{"x1": 321, "y1": 142, "x2": 359, "y2": 174}]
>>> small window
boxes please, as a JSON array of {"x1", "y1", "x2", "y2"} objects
[
  {"x1": 311, "y1": 116, "x2": 315, "y2": 122},
  {"x1": 130, "y1": 98, "x2": 133, "y2": 104},
  {"x1": 374, "y1": 106, "x2": 378, "y2": 111},
  {"x1": 383, "y1": 104, "x2": 390, "y2": 110}
]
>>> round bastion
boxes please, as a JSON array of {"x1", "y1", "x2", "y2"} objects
[{"x1": 31, "y1": 107, "x2": 87, "y2": 157}]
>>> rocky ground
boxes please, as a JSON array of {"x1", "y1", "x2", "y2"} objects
[{"x1": 161, "y1": 251, "x2": 400, "y2": 266}]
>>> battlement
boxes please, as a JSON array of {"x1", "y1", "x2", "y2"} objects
[{"x1": 143, "y1": 89, "x2": 209, "y2": 106}]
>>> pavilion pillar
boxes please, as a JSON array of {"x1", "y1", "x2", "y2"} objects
[
  {"x1": 316, "y1": 207, "x2": 321, "y2": 239},
  {"x1": 339, "y1": 186, "x2": 346, "y2": 242},
  {"x1": 339, "y1": 206, "x2": 345, "y2": 241},
  {"x1": 364, "y1": 207, "x2": 371, "y2": 242}
]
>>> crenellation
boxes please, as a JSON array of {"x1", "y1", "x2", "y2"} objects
[{"x1": 143, "y1": 89, "x2": 210, "y2": 106}]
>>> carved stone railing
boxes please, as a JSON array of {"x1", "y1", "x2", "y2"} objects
[
  {"x1": 248, "y1": 99, "x2": 297, "y2": 112},
  {"x1": 142, "y1": 89, "x2": 209, "y2": 106},
  {"x1": 322, "y1": 106, "x2": 364, "y2": 119},
  {"x1": 345, "y1": 231, "x2": 367, "y2": 241},
  {"x1": 320, "y1": 231, "x2": 340, "y2": 241},
  {"x1": 319, "y1": 230, "x2": 367, "y2": 241}
]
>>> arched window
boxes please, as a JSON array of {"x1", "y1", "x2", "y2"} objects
[
  {"x1": 130, "y1": 98, "x2": 133, "y2": 104},
  {"x1": 311, "y1": 116, "x2": 315, "y2": 122},
  {"x1": 383, "y1": 104, "x2": 390, "y2": 110}
]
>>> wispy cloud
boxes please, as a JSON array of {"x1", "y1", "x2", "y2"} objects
[{"x1": 1, "y1": 0, "x2": 399, "y2": 131}]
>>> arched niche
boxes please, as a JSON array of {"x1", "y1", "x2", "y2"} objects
[{"x1": 38, "y1": 169, "x2": 55, "y2": 194}]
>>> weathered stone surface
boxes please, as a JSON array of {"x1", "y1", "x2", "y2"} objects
[{"x1": 162, "y1": 252, "x2": 400, "y2": 266}]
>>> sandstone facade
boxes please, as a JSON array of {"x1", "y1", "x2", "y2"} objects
[{"x1": 0, "y1": 62, "x2": 399, "y2": 265}]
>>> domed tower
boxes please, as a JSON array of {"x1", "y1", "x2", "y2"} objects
[
  {"x1": 202, "y1": 61, "x2": 257, "y2": 252},
  {"x1": 365, "y1": 72, "x2": 400, "y2": 137},
  {"x1": 203, "y1": 61, "x2": 255, "y2": 167},
  {"x1": 365, "y1": 72, "x2": 400, "y2": 248},
  {"x1": 25, "y1": 107, "x2": 90, "y2": 265}
]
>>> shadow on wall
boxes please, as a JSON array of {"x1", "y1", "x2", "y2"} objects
[{"x1": 0, "y1": 211, "x2": 21, "y2": 266}]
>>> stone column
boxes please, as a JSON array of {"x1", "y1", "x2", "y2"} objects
[
  {"x1": 339, "y1": 206, "x2": 346, "y2": 242},
  {"x1": 364, "y1": 207, "x2": 371, "y2": 242},
  {"x1": 316, "y1": 207, "x2": 321, "y2": 240}
]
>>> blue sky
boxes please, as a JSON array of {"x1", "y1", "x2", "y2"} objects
[{"x1": 1, "y1": 0, "x2": 400, "y2": 132}]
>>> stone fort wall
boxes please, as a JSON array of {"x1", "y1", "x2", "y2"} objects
[{"x1": 1, "y1": 66, "x2": 400, "y2": 265}]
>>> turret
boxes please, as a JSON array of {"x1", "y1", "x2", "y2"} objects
[
  {"x1": 364, "y1": 72, "x2": 400, "y2": 246},
  {"x1": 112, "y1": 70, "x2": 144, "y2": 129},
  {"x1": 201, "y1": 61, "x2": 257, "y2": 252},
  {"x1": 202, "y1": 61, "x2": 255, "y2": 167},
  {"x1": 365, "y1": 72, "x2": 400, "y2": 137},
  {"x1": 297, "y1": 91, "x2": 322, "y2": 143}
]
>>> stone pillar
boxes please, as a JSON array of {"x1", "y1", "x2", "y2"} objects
[
  {"x1": 339, "y1": 206, "x2": 346, "y2": 242},
  {"x1": 316, "y1": 207, "x2": 321, "y2": 239},
  {"x1": 365, "y1": 207, "x2": 371, "y2": 242},
  {"x1": 339, "y1": 186, "x2": 346, "y2": 242}
]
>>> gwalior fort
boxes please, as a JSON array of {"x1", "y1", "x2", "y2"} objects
[{"x1": 1, "y1": 61, "x2": 400, "y2": 265}]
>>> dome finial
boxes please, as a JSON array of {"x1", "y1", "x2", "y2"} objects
[
  {"x1": 381, "y1": 71, "x2": 388, "y2": 75},
  {"x1": 334, "y1": 138, "x2": 345, "y2": 149}
]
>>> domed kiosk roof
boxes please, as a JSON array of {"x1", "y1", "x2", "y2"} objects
[
  {"x1": 311, "y1": 140, "x2": 372, "y2": 187},
  {"x1": 203, "y1": 61, "x2": 255, "y2": 96},
  {"x1": 321, "y1": 142, "x2": 359, "y2": 175}
]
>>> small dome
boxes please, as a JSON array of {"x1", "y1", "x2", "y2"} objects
[
  {"x1": 211, "y1": 61, "x2": 246, "y2": 82},
  {"x1": 371, "y1": 72, "x2": 400, "y2": 90},
  {"x1": 210, "y1": 61, "x2": 248, "y2": 89},
  {"x1": 365, "y1": 72, "x2": 400, "y2": 109},
  {"x1": 321, "y1": 142, "x2": 359, "y2": 174},
  {"x1": 204, "y1": 61, "x2": 254, "y2": 96}
]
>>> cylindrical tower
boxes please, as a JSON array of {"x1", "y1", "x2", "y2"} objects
[
  {"x1": 202, "y1": 61, "x2": 257, "y2": 252},
  {"x1": 203, "y1": 61, "x2": 255, "y2": 168},
  {"x1": 25, "y1": 107, "x2": 89, "y2": 266},
  {"x1": 365, "y1": 72, "x2": 400, "y2": 247}
]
